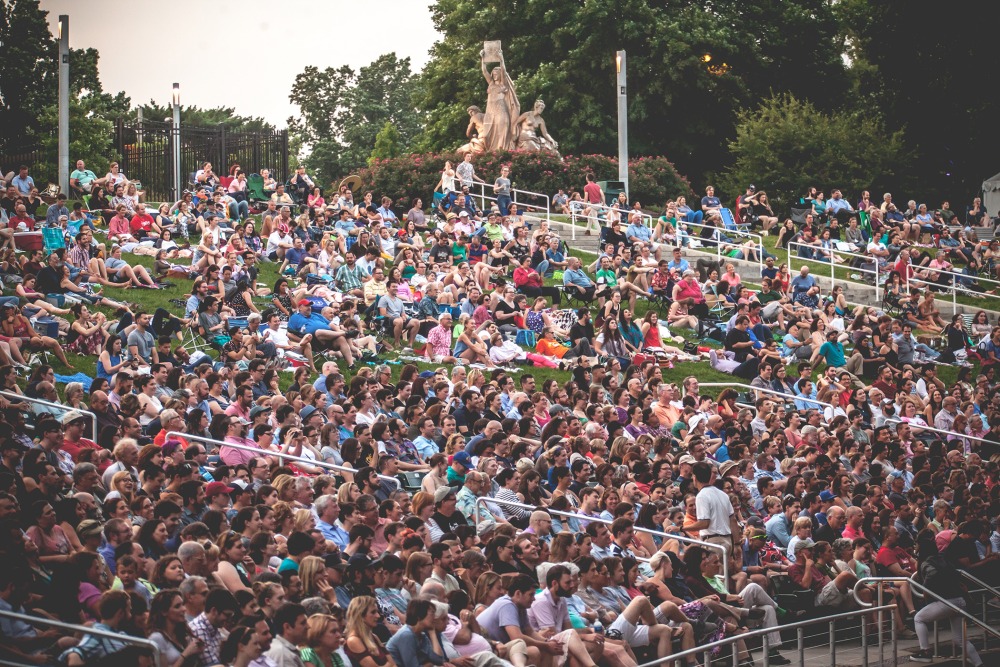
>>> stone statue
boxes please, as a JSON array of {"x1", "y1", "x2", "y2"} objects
[
  {"x1": 514, "y1": 99, "x2": 559, "y2": 156},
  {"x1": 457, "y1": 105, "x2": 486, "y2": 155},
  {"x1": 459, "y1": 41, "x2": 561, "y2": 156},
  {"x1": 481, "y1": 48, "x2": 520, "y2": 151}
]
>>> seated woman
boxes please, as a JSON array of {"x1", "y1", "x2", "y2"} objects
[{"x1": 667, "y1": 297, "x2": 698, "y2": 331}]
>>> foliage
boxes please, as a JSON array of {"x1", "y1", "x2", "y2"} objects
[
  {"x1": 839, "y1": 0, "x2": 1000, "y2": 202},
  {"x1": 289, "y1": 53, "x2": 424, "y2": 187},
  {"x1": 369, "y1": 122, "x2": 402, "y2": 166},
  {"x1": 416, "y1": 0, "x2": 849, "y2": 185},
  {"x1": 136, "y1": 103, "x2": 276, "y2": 133},
  {"x1": 0, "y1": 0, "x2": 55, "y2": 150},
  {"x1": 719, "y1": 94, "x2": 912, "y2": 212},
  {"x1": 358, "y1": 150, "x2": 691, "y2": 211}
]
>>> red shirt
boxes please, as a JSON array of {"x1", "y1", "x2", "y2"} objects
[
  {"x1": 583, "y1": 182, "x2": 603, "y2": 204},
  {"x1": 62, "y1": 436, "x2": 110, "y2": 472},
  {"x1": 875, "y1": 545, "x2": 915, "y2": 574},
  {"x1": 130, "y1": 213, "x2": 154, "y2": 233},
  {"x1": 513, "y1": 266, "x2": 542, "y2": 289},
  {"x1": 10, "y1": 214, "x2": 35, "y2": 231}
]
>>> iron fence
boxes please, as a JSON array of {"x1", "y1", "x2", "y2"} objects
[{"x1": 114, "y1": 119, "x2": 289, "y2": 203}]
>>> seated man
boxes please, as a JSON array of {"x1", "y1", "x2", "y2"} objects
[
  {"x1": 788, "y1": 539, "x2": 870, "y2": 614},
  {"x1": 286, "y1": 299, "x2": 357, "y2": 367},
  {"x1": 70, "y1": 160, "x2": 103, "y2": 195},
  {"x1": 562, "y1": 257, "x2": 596, "y2": 301}
]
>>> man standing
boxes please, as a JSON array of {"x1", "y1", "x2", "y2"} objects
[
  {"x1": 689, "y1": 461, "x2": 738, "y2": 559},
  {"x1": 456, "y1": 153, "x2": 483, "y2": 190}
]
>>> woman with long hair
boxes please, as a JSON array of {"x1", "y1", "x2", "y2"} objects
[
  {"x1": 149, "y1": 590, "x2": 202, "y2": 667},
  {"x1": 472, "y1": 571, "x2": 505, "y2": 616},
  {"x1": 344, "y1": 596, "x2": 395, "y2": 667},
  {"x1": 299, "y1": 555, "x2": 336, "y2": 603},
  {"x1": 27, "y1": 500, "x2": 73, "y2": 565},
  {"x1": 218, "y1": 625, "x2": 263, "y2": 667},
  {"x1": 214, "y1": 531, "x2": 253, "y2": 593}
]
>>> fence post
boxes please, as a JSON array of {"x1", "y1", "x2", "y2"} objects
[
  {"x1": 281, "y1": 130, "x2": 289, "y2": 184},
  {"x1": 219, "y1": 124, "x2": 227, "y2": 173}
]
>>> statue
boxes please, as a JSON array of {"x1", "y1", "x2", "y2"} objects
[
  {"x1": 458, "y1": 41, "x2": 561, "y2": 157},
  {"x1": 457, "y1": 105, "x2": 486, "y2": 155},
  {"x1": 514, "y1": 99, "x2": 560, "y2": 156},
  {"x1": 480, "y1": 48, "x2": 520, "y2": 152}
]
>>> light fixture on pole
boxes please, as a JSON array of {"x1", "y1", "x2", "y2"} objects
[
  {"x1": 57, "y1": 15, "x2": 69, "y2": 195},
  {"x1": 172, "y1": 83, "x2": 181, "y2": 200},
  {"x1": 615, "y1": 50, "x2": 628, "y2": 198}
]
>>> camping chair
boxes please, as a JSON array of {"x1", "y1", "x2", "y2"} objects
[
  {"x1": 790, "y1": 207, "x2": 812, "y2": 226},
  {"x1": 247, "y1": 174, "x2": 268, "y2": 202},
  {"x1": 720, "y1": 208, "x2": 750, "y2": 235}
]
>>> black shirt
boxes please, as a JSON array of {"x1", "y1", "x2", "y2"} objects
[
  {"x1": 570, "y1": 320, "x2": 595, "y2": 345},
  {"x1": 493, "y1": 299, "x2": 518, "y2": 326},
  {"x1": 432, "y1": 510, "x2": 467, "y2": 535},
  {"x1": 428, "y1": 244, "x2": 452, "y2": 264},
  {"x1": 604, "y1": 229, "x2": 629, "y2": 251},
  {"x1": 36, "y1": 266, "x2": 64, "y2": 294},
  {"x1": 724, "y1": 327, "x2": 753, "y2": 362}
]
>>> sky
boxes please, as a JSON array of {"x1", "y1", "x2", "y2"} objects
[{"x1": 41, "y1": 0, "x2": 441, "y2": 128}]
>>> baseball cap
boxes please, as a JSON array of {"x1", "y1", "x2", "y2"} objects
[
  {"x1": 61, "y1": 410, "x2": 88, "y2": 425},
  {"x1": 297, "y1": 299, "x2": 312, "y2": 307},
  {"x1": 819, "y1": 490, "x2": 836, "y2": 502},
  {"x1": 678, "y1": 455, "x2": 697, "y2": 466},
  {"x1": 793, "y1": 538, "x2": 816, "y2": 553},
  {"x1": 325, "y1": 553, "x2": 348, "y2": 572},
  {"x1": 77, "y1": 519, "x2": 103, "y2": 540},
  {"x1": 458, "y1": 210, "x2": 469, "y2": 217},
  {"x1": 205, "y1": 481, "x2": 230, "y2": 498},
  {"x1": 434, "y1": 486, "x2": 457, "y2": 504},
  {"x1": 249, "y1": 405, "x2": 271, "y2": 419},
  {"x1": 452, "y1": 451, "x2": 472, "y2": 470},
  {"x1": 229, "y1": 480, "x2": 250, "y2": 496}
]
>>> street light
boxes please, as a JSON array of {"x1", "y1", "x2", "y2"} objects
[
  {"x1": 616, "y1": 50, "x2": 628, "y2": 198},
  {"x1": 57, "y1": 15, "x2": 69, "y2": 195},
  {"x1": 172, "y1": 83, "x2": 181, "y2": 200}
]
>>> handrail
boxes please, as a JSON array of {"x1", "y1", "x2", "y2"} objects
[
  {"x1": 912, "y1": 264, "x2": 1000, "y2": 315},
  {"x1": 699, "y1": 382, "x2": 834, "y2": 412},
  {"x1": 853, "y1": 576, "x2": 1000, "y2": 642},
  {"x1": 568, "y1": 200, "x2": 656, "y2": 241},
  {"x1": 471, "y1": 496, "x2": 729, "y2": 582},
  {"x1": 0, "y1": 390, "x2": 98, "y2": 441},
  {"x1": 635, "y1": 604, "x2": 898, "y2": 667},
  {"x1": 786, "y1": 240, "x2": 883, "y2": 303},
  {"x1": 470, "y1": 182, "x2": 551, "y2": 223},
  {"x1": 881, "y1": 417, "x2": 992, "y2": 445},
  {"x1": 164, "y1": 431, "x2": 400, "y2": 483},
  {"x1": 679, "y1": 219, "x2": 766, "y2": 274},
  {"x1": 957, "y1": 568, "x2": 1000, "y2": 599},
  {"x1": 0, "y1": 607, "x2": 162, "y2": 667}
]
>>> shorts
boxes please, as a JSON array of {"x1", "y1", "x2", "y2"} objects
[
  {"x1": 609, "y1": 615, "x2": 650, "y2": 648},
  {"x1": 816, "y1": 579, "x2": 850, "y2": 607}
]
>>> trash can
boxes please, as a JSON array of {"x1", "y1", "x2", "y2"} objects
[{"x1": 598, "y1": 180, "x2": 626, "y2": 206}]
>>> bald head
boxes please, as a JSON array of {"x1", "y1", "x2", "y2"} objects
[{"x1": 420, "y1": 580, "x2": 447, "y2": 602}]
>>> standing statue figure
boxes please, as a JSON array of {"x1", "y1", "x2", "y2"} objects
[
  {"x1": 480, "y1": 48, "x2": 520, "y2": 152},
  {"x1": 515, "y1": 99, "x2": 560, "y2": 155},
  {"x1": 457, "y1": 106, "x2": 486, "y2": 155}
]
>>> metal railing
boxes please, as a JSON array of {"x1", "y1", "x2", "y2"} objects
[
  {"x1": 699, "y1": 382, "x2": 834, "y2": 413},
  {"x1": 0, "y1": 390, "x2": 98, "y2": 441},
  {"x1": 0, "y1": 608, "x2": 162, "y2": 667},
  {"x1": 881, "y1": 418, "x2": 993, "y2": 446},
  {"x1": 635, "y1": 604, "x2": 898, "y2": 667},
  {"x1": 785, "y1": 240, "x2": 891, "y2": 304},
  {"x1": 164, "y1": 432, "x2": 399, "y2": 483},
  {"x1": 679, "y1": 220, "x2": 767, "y2": 274},
  {"x1": 853, "y1": 576, "x2": 1000, "y2": 667},
  {"x1": 568, "y1": 201, "x2": 656, "y2": 242},
  {"x1": 470, "y1": 182, "x2": 551, "y2": 223},
  {"x1": 471, "y1": 496, "x2": 729, "y2": 582},
  {"x1": 958, "y1": 568, "x2": 1000, "y2": 650},
  {"x1": 911, "y1": 264, "x2": 1000, "y2": 315}
]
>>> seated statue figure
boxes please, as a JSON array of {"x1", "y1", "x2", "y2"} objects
[
  {"x1": 457, "y1": 105, "x2": 487, "y2": 155},
  {"x1": 514, "y1": 99, "x2": 559, "y2": 155}
]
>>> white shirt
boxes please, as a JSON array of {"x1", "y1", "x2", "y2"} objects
[
  {"x1": 695, "y1": 485, "x2": 733, "y2": 538},
  {"x1": 266, "y1": 232, "x2": 291, "y2": 256}
]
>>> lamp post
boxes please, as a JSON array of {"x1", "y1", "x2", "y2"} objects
[
  {"x1": 172, "y1": 83, "x2": 181, "y2": 200},
  {"x1": 57, "y1": 15, "x2": 69, "y2": 195},
  {"x1": 616, "y1": 50, "x2": 628, "y2": 198}
]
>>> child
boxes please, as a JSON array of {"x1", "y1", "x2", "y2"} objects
[{"x1": 111, "y1": 554, "x2": 156, "y2": 605}]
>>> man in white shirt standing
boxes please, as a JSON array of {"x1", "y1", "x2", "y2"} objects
[{"x1": 689, "y1": 461, "x2": 738, "y2": 559}]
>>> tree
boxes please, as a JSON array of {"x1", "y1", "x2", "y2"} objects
[
  {"x1": 720, "y1": 94, "x2": 912, "y2": 211},
  {"x1": 288, "y1": 53, "x2": 424, "y2": 186},
  {"x1": 840, "y1": 0, "x2": 1000, "y2": 202},
  {"x1": 417, "y1": 0, "x2": 850, "y2": 185},
  {"x1": 0, "y1": 0, "x2": 58, "y2": 150},
  {"x1": 369, "y1": 122, "x2": 401, "y2": 166},
  {"x1": 136, "y1": 102, "x2": 276, "y2": 133}
]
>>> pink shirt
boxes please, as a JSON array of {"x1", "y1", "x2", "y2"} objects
[
  {"x1": 427, "y1": 325, "x2": 452, "y2": 357},
  {"x1": 674, "y1": 278, "x2": 704, "y2": 303}
]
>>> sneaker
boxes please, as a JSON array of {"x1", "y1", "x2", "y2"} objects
[
  {"x1": 768, "y1": 652, "x2": 791, "y2": 666},
  {"x1": 910, "y1": 649, "x2": 933, "y2": 663}
]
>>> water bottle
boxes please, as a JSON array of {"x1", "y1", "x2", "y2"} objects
[{"x1": 593, "y1": 621, "x2": 603, "y2": 637}]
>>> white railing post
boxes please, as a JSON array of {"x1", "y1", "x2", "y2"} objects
[{"x1": 0, "y1": 390, "x2": 98, "y2": 441}]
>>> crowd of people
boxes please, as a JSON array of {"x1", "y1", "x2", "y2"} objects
[{"x1": 0, "y1": 156, "x2": 998, "y2": 667}]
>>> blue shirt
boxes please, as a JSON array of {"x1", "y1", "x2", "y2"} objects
[
  {"x1": 765, "y1": 513, "x2": 793, "y2": 548},
  {"x1": 626, "y1": 223, "x2": 651, "y2": 243},
  {"x1": 316, "y1": 519, "x2": 350, "y2": 551},
  {"x1": 667, "y1": 258, "x2": 689, "y2": 273},
  {"x1": 12, "y1": 174, "x2": 34, "y2": 196},
  {"x1": 827, "y1": 198, "x2": 852, "y2": 214},
  {"x1": 386, "y1": 625, "x2": 445, "y2": 667},
  {"x1": 285, "y1": 247, "x2": 306, "y2": 266},
  {"x1": 790, "y1": 274, "x2": 817, "y2": 294},
  {"x1": 793, "y1": 385, "x2": 821, "y2": 411},
  {"x1": 288, "y1": 311, "x2": 331, "y2": 336},
  {"x1": 412, "y1": 435, "x2": 438, "y2": 460},
  {"x1": 563, "y1": 268, "x2": 594, "y2": 288}
]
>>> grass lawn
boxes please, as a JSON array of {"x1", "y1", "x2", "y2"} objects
[{"x1": 35, "y1": 211, "x2": 967, "y2": 397}]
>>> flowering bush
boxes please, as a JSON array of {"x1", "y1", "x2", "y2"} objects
[{"x1": 357, "y1": 150, "x2": 691, "y2": 212}]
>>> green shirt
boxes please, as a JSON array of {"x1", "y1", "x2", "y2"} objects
[
  {"x1": 757, "y1": 290, "x2": 783, "y2": 305},
  {"x1": 596, "y1": 268, "x2": 619, "y2": 288},
  {"x1": 452, "y1": 244, "x2": 468, "y2": 263}
]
